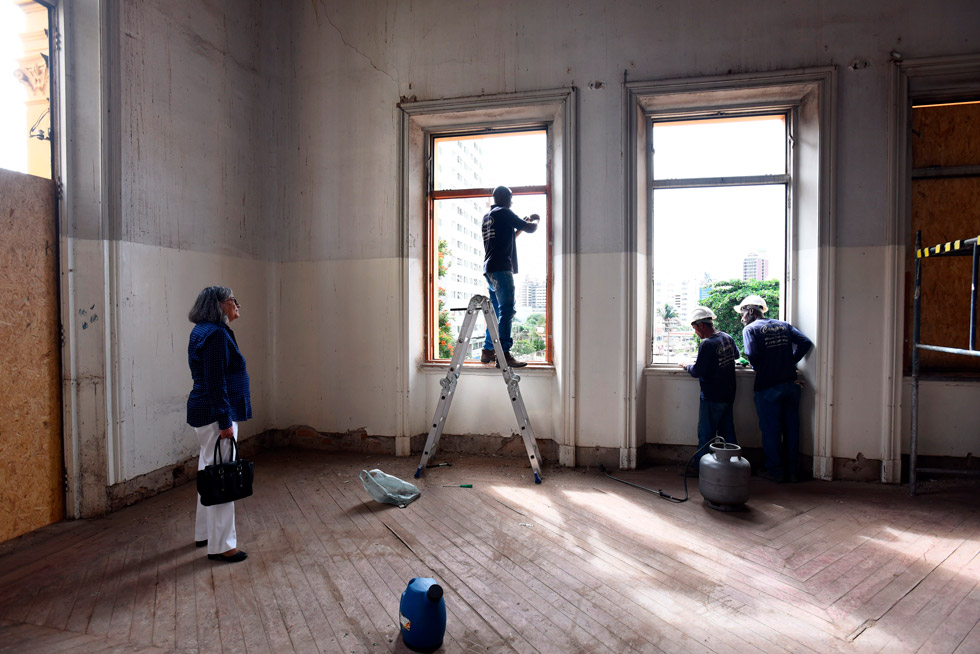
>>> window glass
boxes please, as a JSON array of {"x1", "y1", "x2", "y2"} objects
[
  {"x1": 653, "y1": 115, "x2": 785, "y2": 180},
  {"x1": 650, "y1": 115, "x2": 787, "y2": 364},
  {"x1": 429, "y1": 131, "x2": 550, "y2": 363},
  {"x1": 433, "y1": 131, "x2": 547, "y2": 190},
  {"x1": 0, "y1": 0, "x2": 52, "y2": 178}
]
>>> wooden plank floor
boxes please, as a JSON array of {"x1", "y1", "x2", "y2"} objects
[{"x1": 1, "y1": 448, "x2": 978, "y2": 653}]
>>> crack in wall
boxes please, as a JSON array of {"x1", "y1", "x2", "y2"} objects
[{"x1": 322, "y1": 10, "x2": 398, "y2": 89}]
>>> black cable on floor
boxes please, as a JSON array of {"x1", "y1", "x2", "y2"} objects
[{"x1": 599, "y1": 439, "x2": 718, "y2": 503}]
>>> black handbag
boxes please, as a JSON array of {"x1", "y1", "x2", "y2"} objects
[{"x1": 197, "y1": 437, "x2": 254, "y2": 506}]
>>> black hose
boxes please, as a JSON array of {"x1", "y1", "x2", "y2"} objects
[{"x1": 599, "y1": 438, "x2": 719, "y2": 503}]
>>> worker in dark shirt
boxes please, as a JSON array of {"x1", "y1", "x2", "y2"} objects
[
  {"x1": 187, "y1": 285, "x2": 252, "y2": 563},
  {"x1": 680, "y1": 306, "x2": 739, "y2": 472},
  {"x1": 481, "y1": 185, "x2": 539, "y2": 369},
  {"x1": 738, "y1": 294, "x2": 813, "y2": 482}
]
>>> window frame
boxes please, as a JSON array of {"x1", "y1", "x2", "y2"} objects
[
  {"x1": 625, "y1": 69, "x2": 836, "y2": 478},
  {"x1": 398, "y1": 88, "x2": 577, "y2": 462},
  {"x1": 646, "y1": 108, "x2": 795, "y2": 365},
  {"x1": 425, "y1": 128, "x2": 553, "y2": 364}
]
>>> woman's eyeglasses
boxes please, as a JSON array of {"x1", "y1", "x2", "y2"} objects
[{"x1": 227, "y1": 297, "x2": 240, "y2": 307}]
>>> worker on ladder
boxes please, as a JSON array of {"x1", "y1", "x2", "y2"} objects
[{"x1": 480, "y1": 185, "x2": 540, "y2": 369}]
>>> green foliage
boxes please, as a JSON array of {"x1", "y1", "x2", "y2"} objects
[
  {"x1": 656, "y1": 303, "x2": 678, "y2": 330},
  {"x1": 437, "y1": 239, "x2": 454, "y2": 359},
  {"x1": 656, "y1": 303, "x2": 679, "y2": 361},
  {"x1": 702, "y1": 278, "x2": 781, "y2": 354},
  {"x1": 525, "y1": 313, "x2": 545, "y2": 329},
  {"x1": 510, "y1": 314, "x2": 547, "y2": 357}
]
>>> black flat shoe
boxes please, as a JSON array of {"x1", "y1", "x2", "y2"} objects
[
  {"x1": 208, "y1": 550, "x2": 247, "y2": 563},
  {"x1": 195, "y1": 539, "x2": 208, "y2": 547}
]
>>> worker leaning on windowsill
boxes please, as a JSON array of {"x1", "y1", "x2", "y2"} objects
[
  {"x1": 678, "y1": 306, "x2": 739, "y2": 473},
  {"x1": 738, "y1": 294, "x2": 813, "y2": 484}
]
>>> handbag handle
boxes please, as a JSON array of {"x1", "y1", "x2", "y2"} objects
[{"x1": 213, "y1": 433, "x2": 238, "y2": 465}]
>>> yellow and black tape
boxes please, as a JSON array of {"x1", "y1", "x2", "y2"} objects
[{"x1": 916, "y1": 235, "x2": 980, "y2": 259}]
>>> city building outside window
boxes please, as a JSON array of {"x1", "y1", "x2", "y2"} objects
[
  {"x1": 428, "y1": 129, "x2": 551, "y2": 364},
  {"x1": 650, "y1": 114, "x2": 789, "y2": 363}
]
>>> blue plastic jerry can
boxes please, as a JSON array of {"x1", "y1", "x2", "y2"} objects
[{"x1": 399, "y1": 577, "x2": 446, "y2": 652}]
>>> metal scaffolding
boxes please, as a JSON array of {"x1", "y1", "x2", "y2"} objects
[{"x1": 910, "y1": 230, "x2": 980, "y2": 495}]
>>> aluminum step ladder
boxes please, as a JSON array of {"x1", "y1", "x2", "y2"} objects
[{"x1": 414, "y1": 294, "x2": 543, "y2": 484}]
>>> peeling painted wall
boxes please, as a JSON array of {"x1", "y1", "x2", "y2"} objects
[
  {"x1": 119, "y1": 0, "x2": 271, "y2": 258},
  {"x1": 60, "y1": 0, "x2": 980, "y2": 501},
  {"x1": 269, "y1": 0, "x2": 980, "y2": 466},
  {"x1": 99, "y1": 0, "x2": 280, "y2": 485}
]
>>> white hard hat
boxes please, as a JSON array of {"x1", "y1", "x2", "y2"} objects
[
  {"x1": 688, "y1": 306, "x2": 716, "y2": 324},
  {"x1": 735, "y1": 294, "x2": 768, "y2": 314}
]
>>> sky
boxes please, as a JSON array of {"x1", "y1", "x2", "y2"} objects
[
  {"x1": 434, "y1": 118, "x2": 787, "y2": 294},
  {"x1": 482, "y1": 132, "x2": 549, "y2": 284},
  {"x1": 435, "y1": 131, "x2": 550, "y2": 284},
  {"x1": 652, "y1": 116, "x2": 787, "y2": 284}
]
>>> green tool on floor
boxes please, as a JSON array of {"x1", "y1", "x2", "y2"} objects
[{"x1": 442, "y1": 484, "x2": 472, "y2": 488}]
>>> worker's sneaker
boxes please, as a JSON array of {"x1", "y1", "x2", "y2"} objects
[
  {"x1": 480, "y1": 348, "x2": 496, "y2": 364},
  {"x1": 497, "y1": 350, "x2": 527, "y2": 368}
]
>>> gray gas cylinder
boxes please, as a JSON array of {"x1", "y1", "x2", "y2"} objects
[{"x1": 698, "y1": 439, "x2": 751, "y2": 511}]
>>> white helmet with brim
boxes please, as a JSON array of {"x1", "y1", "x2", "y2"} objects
[
  {"x1": 688, "y1": 306, "x2": 717, "y2": 324},
  {"x1": 735, "y1": 294, "x2": 768, "y2": 314}
]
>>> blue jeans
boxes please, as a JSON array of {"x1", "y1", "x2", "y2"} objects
[
  {"x1": 484, "y1": 271, "x2": 516, "y2": 351},
  {"x1": 754, "y1": 381, "x2": 802, "y2": 480},
  {"x1": 696, "y1": 400, "x2": 737, "y2": 465}
]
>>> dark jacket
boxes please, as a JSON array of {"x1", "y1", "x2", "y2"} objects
[
  {"x1": 482, "y1": 205, "x2": 538, "y2": 274},
  {"x1": 742, "y1": 318, "x2": 813, "y2": 391},
  {"x1": 186, "y1": 321, "x2": 252, "y2": 429},
  {"x1": 685, "y1": 331, "x2": 738, "y2": 403}
]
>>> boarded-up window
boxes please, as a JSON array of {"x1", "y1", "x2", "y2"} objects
[{"x1": 908, "y1": 101, "x2": 980, "y2": 373}]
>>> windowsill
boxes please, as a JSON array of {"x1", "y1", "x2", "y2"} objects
[
  {"x1": 420, "y1": 362, "x2": 556, "y2": 376},
  {"x1": 644, "y1": 365, "x2": 755, "y2": 377}
]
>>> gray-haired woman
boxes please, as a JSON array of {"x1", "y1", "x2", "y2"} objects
[{"x1": 187, "y1": 285, "x2": 251, "y2": 563}]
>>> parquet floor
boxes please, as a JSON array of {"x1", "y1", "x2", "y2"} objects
[{"x1": 0, "y1": 448, "x2": 978, "y2": 653}]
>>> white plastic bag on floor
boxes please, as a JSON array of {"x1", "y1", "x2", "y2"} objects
[{"x1": 359, "y1": 469, "x2": 421, "y2": 508}]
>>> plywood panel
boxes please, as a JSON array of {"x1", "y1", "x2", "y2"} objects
[
  {"x1": 909, "y1": 102, "x2": 980, "y2": 373},
  {"x1": 0, "y1": 168, "x2": 63, "y2": 543},
  {"x1": 912, "y1": 102, "x2": 980, "y2": 168}
]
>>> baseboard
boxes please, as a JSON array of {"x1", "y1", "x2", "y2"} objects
[
  {"x1": 107, "y1": 426, "x2": 558, "y2": 510},
  {"x1": 110, "y1": 427, "x2": 978, "y2": 510},
  {"x1": 107, "y1": 431, "x2": 275, "y2": 511}
]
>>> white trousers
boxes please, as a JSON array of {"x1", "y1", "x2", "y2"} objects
[{"x1": 194, "y1": 421, "x2": 238, "y2": 555}]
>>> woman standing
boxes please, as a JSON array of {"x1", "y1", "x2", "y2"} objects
[{"x1": 187, "y1": 285, "x2": 251, "y2": 563}]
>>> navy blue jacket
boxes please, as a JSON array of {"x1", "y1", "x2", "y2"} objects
[
  {"x1": 482, "y1": 205, "x2": 538, "y2": 274},
  {"x1": 685, "y1": 331, "x2": 738, "y2": 403},
  {"x1": 186, "y1": 321, "x2": 252, "y2": 429},
  {"x1": 742, "y1": 318, "x2": 813, "y2": 391}
]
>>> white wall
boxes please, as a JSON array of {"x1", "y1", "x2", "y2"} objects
[
  {"x1": 60, "y1": 0, "x2": 280, "y2": 503},
  {"x1": 61, "y1": 0, "x2": 980, "y2": 509},
  {"x1": 109, "y1": 0, "x2": 276, "y2": 485},
  {"x1": 113, "y1": 243, "x2": 277, "y2": 482},
  {"x1": 646, "y1": 370, "x2": 764, "y2": 453},
  {"x1": 271, "y1": 0, "x2": 980, "y2": 470},
  {"x1": 901, "y1": 380, "x2": 980, "y2": 457}
]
